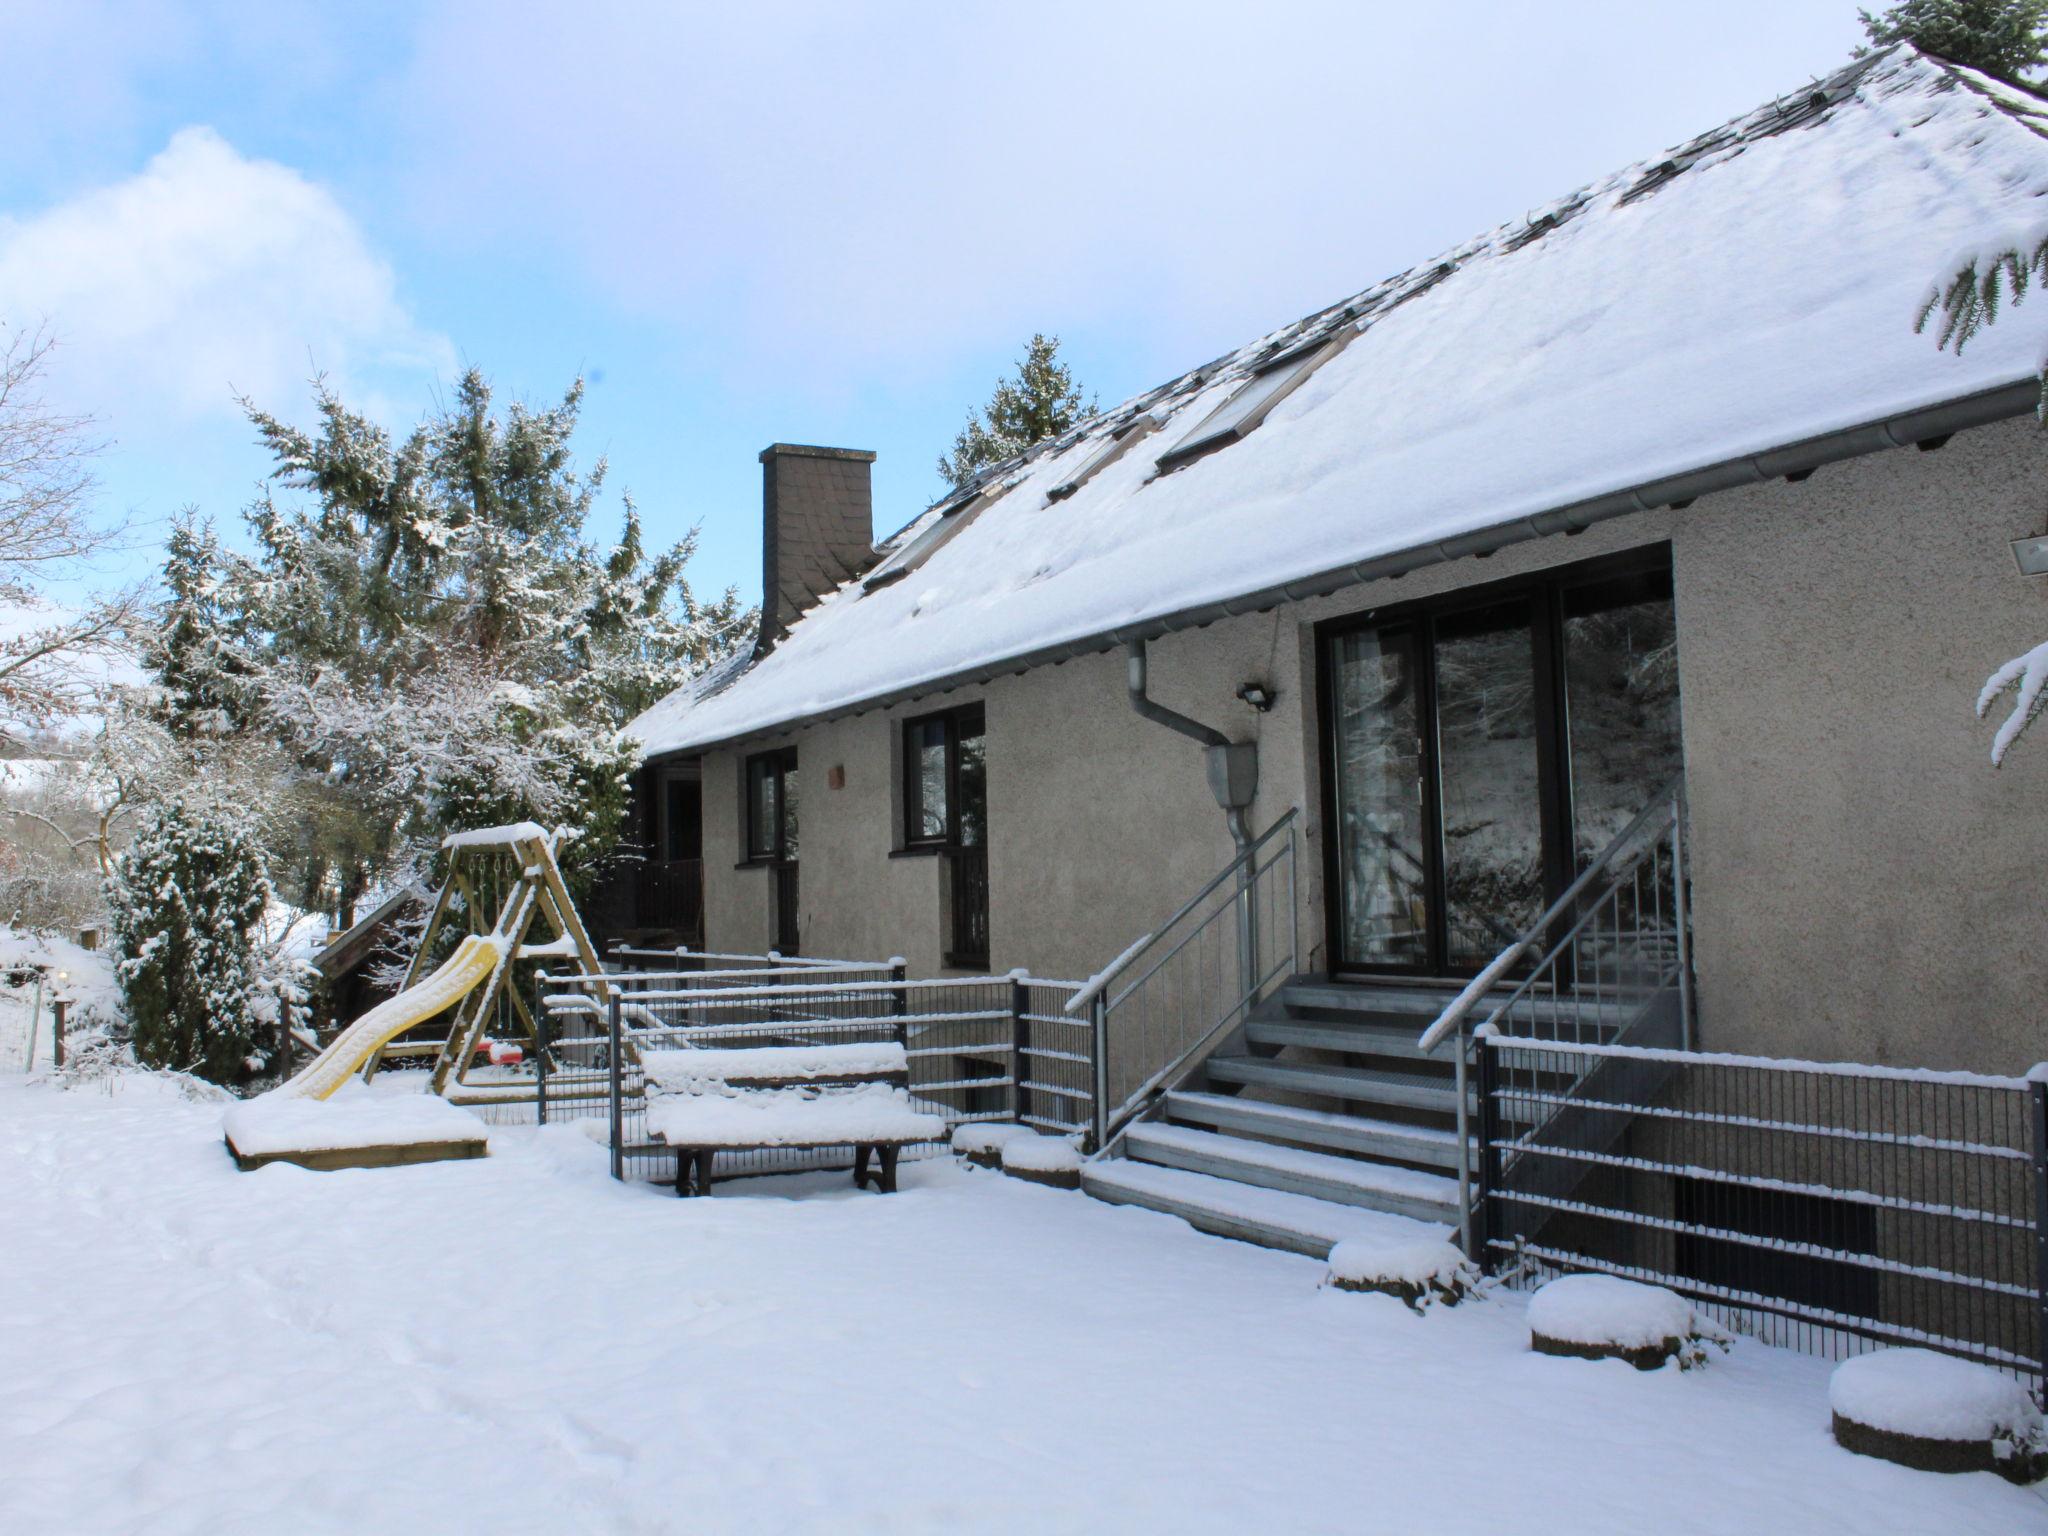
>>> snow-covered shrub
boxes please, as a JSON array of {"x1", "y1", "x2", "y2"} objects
[
  {"x1": 1325, "y1": 1236, "x2": 1479, "y2": 1311},
  {"x1": 1527, "y1": 1274, "x2": 1727, "y2": 1371},
  {"x1": 106, "y1": 793, "x2": 277, "y2": 1086},
  {"x1": 1831, "y1": 1348, "x2": 2048, "y2": 1482}
]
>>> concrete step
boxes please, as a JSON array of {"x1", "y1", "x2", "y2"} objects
[
  {"x1": 1124, "y1": 1123, "x2": 1460, "y2": 1224},
  {"x1": 1204, "y1": 1054, "x2": 1468, "y2": 1116},
  {"x1": 1079, "y1": 1159, "x2": 1448, "y2": 1260},
  {"x1": 1275, "y1": 979, "x2": 1632, "y2": 1034},
  {"x1": 1163, "y1": 1090, "x2": 1470, "y2": 1170},
  {"x1": 1278, "y1": 981, "x2": 1458, "y2": 1020},
  {"x1": 1244, "y1": 1016, "x2": 1438, "y2": 1062}
]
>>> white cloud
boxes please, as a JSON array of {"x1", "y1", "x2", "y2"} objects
[{"x1": 0, "y1": 126, "x2": 451, "y2": 425}]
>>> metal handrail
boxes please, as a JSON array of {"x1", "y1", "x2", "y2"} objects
[
  {"x1": 1072, "y1": 809, "x2": 1300, "y2": 1153},
  {"x1": 1419, "y1": 775, "x2": 1691, "y2": 1257},
  {"x1": 1417, "y1": 775, "x2": 1684, "y2": 1054},
  {"x1": 1095, "y1": 835, "x2": 1297, "y2": 1145},
  {"x1": 1062, "y1": 808, "x2": 1298, "y2": 1018}
]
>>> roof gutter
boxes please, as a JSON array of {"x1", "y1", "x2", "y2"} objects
[{"x1": 646, "y1": 376, "x2": 2039, "y2": 761}]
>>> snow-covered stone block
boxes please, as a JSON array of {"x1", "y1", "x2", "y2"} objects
[
  {"x1": 223, "y1": 1089, "x2": 487, "y2": 1172},
  {"x1": 1527, "y1": 1274, "x2": 1721, "y2": 1371},
  {"x1": 1325, "y1": 1235, "x2": 1477, "y2": 1311},
  {"x1": 1001, "y1": 1133, "x2": 1084, "y2": 1190},
  {"x1": 1830, "y1": 1348, "x2": 2047, "y2": 1482},
  {"x1": 952, "y1": 1122, "x2": 1036, "y2": 1169}
]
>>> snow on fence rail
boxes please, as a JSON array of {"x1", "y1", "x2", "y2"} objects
[
  {"x1": 1475, "y1": 1033, "x2": 2047, "y2": 1385},
  {"x1": 538, "y1": 958, "x2": 1093, "y2": 1184}
]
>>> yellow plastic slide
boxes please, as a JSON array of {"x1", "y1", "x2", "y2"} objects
[{"x1": 273, "y1": 935, "x2": 505, "y2": 1100}]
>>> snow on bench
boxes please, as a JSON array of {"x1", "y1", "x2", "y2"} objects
[
  {"x1": 223, "y1": 1090, "x2": 487, "y2": 1172},
  {"x1": 644, "y1": 1082, "x2": 942, "y2": 1148},
  {"x1": 641, "y1": 1042, "x2": 909, "y2": 1090},
  {"x1": 641, "y1": 1041, "x2": 942, "y2": 1196}
]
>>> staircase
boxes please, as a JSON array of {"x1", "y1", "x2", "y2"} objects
[
  {"x1": 1075, "y1": 781, "x2": 1691, "y2": 1265},
  {"x1": 1080, "y1": 978, "x2": 1475, "y2": 1257}
]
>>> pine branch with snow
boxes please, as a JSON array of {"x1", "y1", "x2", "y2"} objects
[
  {"x1": 1976, "y1": 637, "x2": 2048, "y2": 763},
  {"x1": 938, "y1": 334, "x2": 1094, "y2": 490},
  {"x1": 1858, "y1": 2, "x2": 2048, "y2": 84}
]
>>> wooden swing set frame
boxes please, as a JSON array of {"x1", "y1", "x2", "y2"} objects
[{"x1": 361, "y1": 822, "x2": 619, "y2": 1102}]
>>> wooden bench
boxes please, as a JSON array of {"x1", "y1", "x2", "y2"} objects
[{"x1": 640, "y1": 1042, "x2": 947, "y2": 1197}]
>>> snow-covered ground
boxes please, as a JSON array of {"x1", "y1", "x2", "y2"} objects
[{"x1": 1, "y1": 1077, "x2": 2041, "y2": 1534}]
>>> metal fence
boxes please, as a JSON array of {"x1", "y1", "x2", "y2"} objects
[
  {"x1": 539, "y1": 962, "x2": 1089, "y2": 1185},
  {"x1": 1477, "y1": 1032, "x2": 2046, "y2": 1384}
]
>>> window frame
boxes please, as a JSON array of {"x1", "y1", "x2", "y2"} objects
[
  {"x1": 900, "y1": 703, "x2": 986, "y2": 850},
  {"x1": 1154, "y1": 325, "x2": 1358, "y2": 475},
  {"x1": 742, "y1": 746, "x2": 799, "y2": 865}
]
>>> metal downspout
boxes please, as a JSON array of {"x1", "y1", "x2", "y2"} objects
[{"x1": 1125, "y1": 638, "x2": 1261, "y2": 1032}]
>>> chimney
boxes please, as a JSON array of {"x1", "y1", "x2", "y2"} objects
[{"x1": 757, "y1": 443, "x2": 877, "y2": 651}]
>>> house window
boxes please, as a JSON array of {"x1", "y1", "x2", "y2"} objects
[
  {"x1": 1047, "y1": 412, "x2": 1162, "y2": 503},
  {"x1": 902, "y1": 705, "x2": 985, "y2": 849},
  {"x1": 1154, "y1": 327, "x2": 1356, "y2": 475},
  {"x1": 663, "y1": 777, "x2": 702, "y2": 862},
  {"x1": 744, "y1": 747, "x2": 800, "y2": 954},
  {"x1": 745, "y1": 748, "x2": 799, "y2": 863},
  {"x1": 901, "y1": 704, "x2": 989, "y2": 968},
  {"x1": 862, "y1": 483, "x2": 1006, "y2": 593}
]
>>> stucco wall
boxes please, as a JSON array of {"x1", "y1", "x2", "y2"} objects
[{"x1": 692, "y1": 416, "x2": 2048, "y2": 1074}]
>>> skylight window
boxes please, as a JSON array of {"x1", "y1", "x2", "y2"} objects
[
  {"x1": 1046, "y1": 413, "x2": 1163, "y2": 503},
  {"x1": 1153, "y1": 327, "x2": 1357, "y2": 475},
  {"x1": 862, "y1": 483, "x2": 1006, "y2": 593}
]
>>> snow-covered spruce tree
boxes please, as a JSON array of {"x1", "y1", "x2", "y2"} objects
[
  {"x1": 106, "y1": 792, "x2": 274, "y2": 1085},
  {"x1": 1858, "y1": 1, "x2": 2048, "y2": 82},
  {"x1": 938, "y1": 334, "x2": 1094, "y2": 490},
  {"x1": 1915, "y1": 228, "x2": 2048, "y2": 760},
  {"x1": 149, "y1": 370, "x2": 749, "y2": 911}
]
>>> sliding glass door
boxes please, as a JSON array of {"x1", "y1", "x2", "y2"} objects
[{"x1": 1324, "y1": 551, "x2": 1681, "y2": 977}]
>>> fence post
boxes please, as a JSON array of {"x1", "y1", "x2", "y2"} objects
[
  {"x1": 1454, "y1": 1023, "x2": 1473, "y2": 1260},
  {"x1": 51, "y1": 998, "x2": 67, "y2": 1070},
  {"x1": 2032, "y1": 1074, "x2": 2048, "y2": 1386},
  {"x1": 607, "y1": 993, "x2": 624, "y2": 1182},
  {"x1": 1089, "y1": 991, "x2": 1109, "y2": 1153},
  {"x1": 1670, "y1": 783, "x2": 1696, "y2": 1053},
  {"x1": 1011, "y1": 975, "x2": 1030, "y2": 1128},
  {"x1": 534, "y1": 982, "x2": 549, "y2": 1126},
  {"x1": 22, "y1": 977, "x2": 40, "y2": 1072},
  {"x1": 889, "y1": 960, "x2": 909, "y2": 1047},
  {"x1": 1475, "y1": 1026, "x2": 1501, "y2": 1277}
]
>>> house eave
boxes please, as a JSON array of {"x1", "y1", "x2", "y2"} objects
[{"x1": 640, "y1": 374, "x2": 2040, "y2": 765}]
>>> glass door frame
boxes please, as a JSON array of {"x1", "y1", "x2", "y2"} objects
[{"x1": 1315, "y1": 544, "x2": 1674, "y2": 979}]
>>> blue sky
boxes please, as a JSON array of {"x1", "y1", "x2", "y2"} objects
[{"x1": 3, "y1": 1, "x2": 1864, "y2": 607}]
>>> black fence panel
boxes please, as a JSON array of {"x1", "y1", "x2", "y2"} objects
[{"x1": 1480, "y1": 1034, "x2": 2044, "y2": 1387}]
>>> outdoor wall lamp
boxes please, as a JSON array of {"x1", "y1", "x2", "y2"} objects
[
  {"x1": 1237, "y1": 682, "x2": 1276, "y2": 712},
  {"x1": 2013, "y1": 534, "x2": 2048, "y2": 577}
]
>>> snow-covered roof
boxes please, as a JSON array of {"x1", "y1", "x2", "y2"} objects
[{"x1": 631, "y1": 48, "x2": 2048, "y2": 760}]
